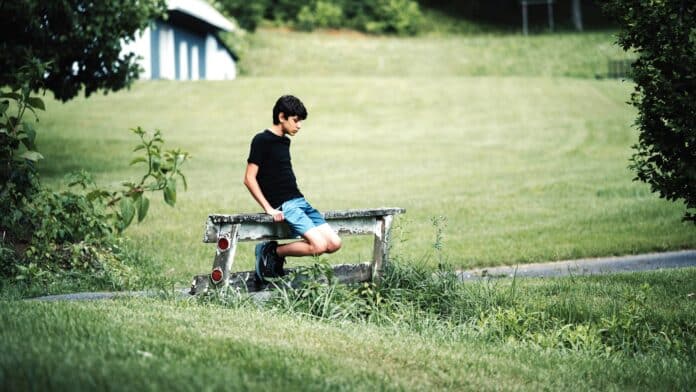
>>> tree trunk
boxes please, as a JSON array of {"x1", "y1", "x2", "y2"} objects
[{"x1": 571, "y1": 0, "x2": 583, "y2": 31}]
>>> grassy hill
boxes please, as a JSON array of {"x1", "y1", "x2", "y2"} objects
[
  {"x1": 2, "y1": 28, "x2": 694, "y2": 390},
  {"x1": 36, "y1": 30, "x2": 689, "y2": 283}
]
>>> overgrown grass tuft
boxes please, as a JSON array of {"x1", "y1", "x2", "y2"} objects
[
  {"x1": 1, "y1": 238, "x2": 173, "y2": 299},
  {"x1": 199, "y1": 260, "x2": 696, "y2": 360}
]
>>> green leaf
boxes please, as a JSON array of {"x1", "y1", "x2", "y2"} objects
[
  {"x1": 20, "y1": 122, "x2": 37, "y2": 150},
  {"x1": 151, "y1": 156, "x2": 161, "y2": 172},
  {"x1": 26, "y1": 97, "x2": 45, "y2": 111},
  {"x1": 163, "y1": 179, "x2": 176, "y2": 206},
  {"x1": 137, "y1": 196, "x2": 150, "y2": 222},
  {"x1": 0, "y1": 100, "x2": 8, "y2": 115},
  {"x1": 19, "y1": 150, "x2": 44, "y2": 161},
  {"x1": 133, "y1": 144, "x2": 146, "y2": 152},
  {"x1": 120, "y1": 197, "x2": 135, "y2": 229},
  {"x1": 86, "y1": 189, "x2": 110, "y2": 202},
  {"x1": 130, "y1": 156, "x2": 147, "y2": 166},
  {"x1": 0, "y1": 92, "x2": 21, "y2": 101}
]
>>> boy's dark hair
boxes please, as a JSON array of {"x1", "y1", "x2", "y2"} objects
[{"x1": 273, "y1": 95, "x2": 308, "y2": 125}]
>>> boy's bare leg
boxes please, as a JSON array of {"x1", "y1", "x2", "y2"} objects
[
  {"x1": 316, "y1": 224, "x2": 342, "y2": 253},
  {"x1": 276, "y1": 224, "x2": 341, "y2": 257}
]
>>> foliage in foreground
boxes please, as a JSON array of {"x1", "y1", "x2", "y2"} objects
[
  {"x1": 1, "y1": 281, "x2": 693, "y2": 391},
  {"x1": 603, "y1": 0, "x2": 696, "y2": 223},
  {"x1": 0, "y1": 66, "x2": 189, "y2": 293},
  {"x1": 201, "y1": 262, "x2": 696, "y2": 360}
]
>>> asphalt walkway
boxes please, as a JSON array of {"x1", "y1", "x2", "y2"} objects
[{"x1": 457, "y1": 249, "x2": 696, "y2": 280}]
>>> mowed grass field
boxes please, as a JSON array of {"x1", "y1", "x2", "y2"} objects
[
  {"x1": 36, "y1": 32, "x2": 692, "y2": 282},
  {"x1": 3, "y1": 29, "x2": 695, "y2": 390}
]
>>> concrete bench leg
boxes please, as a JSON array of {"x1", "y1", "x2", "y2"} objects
[
  {"x1": 371, "y1": 215, "x2": 394, "y2": 283},
  {"x1": 211, "y1": 223, "x2": 240, "y2": 289}
]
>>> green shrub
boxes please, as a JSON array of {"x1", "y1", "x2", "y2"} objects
[
  {"x1": 602, "y1": 1, "x2": 696, "y2": 223},
  {"x1": 1, "y1": 69, "x2": 190, "y2": 293},
  {"x1": 361, "y1": 0, "x2": 423, "y2": 35},
  {"x1": 297, "y1": 1, "x2": 344, "y2": 31},
  {"x1": 223, "y1": 0, "x2": 423, "y2": 35},
  {"x1": 216, "y1": 0, "x2": 268, "y2": 32}
]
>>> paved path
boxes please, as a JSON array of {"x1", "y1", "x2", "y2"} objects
[
  {"x1": 457, "y1": 249, "x2": 696, "y2": 280},
  {"x1": 26, "y1": 288, "x2": 192, "y2": 302},
  {"x1": 28, "y1": 250, "x2": 696, "y2": 301}
]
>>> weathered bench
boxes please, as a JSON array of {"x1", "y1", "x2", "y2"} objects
[{"x1": 190, "y1": 207, "x2": 405, "y2": 294}]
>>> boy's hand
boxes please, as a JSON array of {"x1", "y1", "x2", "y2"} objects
[{"x1": 266, "y1": 208, "x2": 284, "y2": 222}]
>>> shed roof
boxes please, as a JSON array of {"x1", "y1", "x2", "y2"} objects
[{"x1": 167, "y1": 0, "x2": 234, "y2": 32}]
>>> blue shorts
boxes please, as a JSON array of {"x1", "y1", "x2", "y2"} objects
[{"x1": 280, "y1": 197, "x2": 327, "y2": 237}]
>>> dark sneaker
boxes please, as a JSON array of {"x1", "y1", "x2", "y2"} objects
[
  {"x1": 256, "y1": 241, "x2": 285, "y2": 283},
  {"x1": 273, "y1": 254, "x2": 287, "y2": 277},
  {"x1": 255, "y1": 241, "x2": 270, "y2": 283},
  {"x1": 264, "y1": 241, "x2": 287, "y2": 278},
  {"x1": 266, "y1": 241, "x2": 286, "y2": 277}
]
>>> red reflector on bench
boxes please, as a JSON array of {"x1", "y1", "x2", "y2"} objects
[
  {"x1": 217, "y1": 237, "x2": 230, "y2": 251},
  {"x1": 211, "y1": 267, "x2": 223, "y2": 284}
]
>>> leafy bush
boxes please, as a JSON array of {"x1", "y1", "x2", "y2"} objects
[
  {"x1": 297, "y1": 2, "x2": 344, "y2": 31},
  {"x1": 216, "y1": 0, "x2": 268, "y2": 32},
  {"x1": 360, "y1": 0, "x2": 423, "y2": 35},
  {"x1": 602, "y1": 1, "x2": 696, "y2": 223},
  {"x1": 1, "y1": 72, "x2": 190, "y2": 292},
  {"x1": 219, "y1": 0, "x2": 423, "y2": 35}
]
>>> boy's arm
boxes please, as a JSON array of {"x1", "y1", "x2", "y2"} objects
[{"x1": 243, "y1": 163, "x2": 284, "y2": 222}]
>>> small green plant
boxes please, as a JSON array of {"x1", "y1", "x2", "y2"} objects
[
  {"x1": 67, "y1": 127, "x2": 190, "y2": 233},
  {"x1": 269, "y1": 260, "x2": 351, "y2": 320},
  {"x1": 194, "y1": 284, "x2": 255, "y2": 309}
]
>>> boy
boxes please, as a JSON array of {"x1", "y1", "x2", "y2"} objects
[{"x1": 244, "y1": 95, "x2": 342, "y2": 283}]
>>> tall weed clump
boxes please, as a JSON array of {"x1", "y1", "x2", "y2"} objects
[{"x1": 262, "y1": 262, "x2": 695, "y2": 358}]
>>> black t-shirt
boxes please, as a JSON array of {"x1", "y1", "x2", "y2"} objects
[{"x1": 247, "y1": 129, "x2": 303, "y2": 208}]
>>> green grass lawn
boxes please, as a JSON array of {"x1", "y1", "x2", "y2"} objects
[
  {"x1": 234, "y1": 29, "x2": 633, "y2": 78},
  {"x1": 2, "y1": 268, "x2": 694, "y2": 390},
  {"x1": 3, "y1": 28, "x2": 695, "y2": 390},
  {"x1": 38, "y1": 75, "x2": 693, "y2": 282},
  {"x1": 32, "y1": 29, "x2": 687, "y2": 284}
]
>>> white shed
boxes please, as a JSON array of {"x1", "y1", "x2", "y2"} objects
[{"x1": 122, "y1": 0, "x2": 238, "y2": 81}]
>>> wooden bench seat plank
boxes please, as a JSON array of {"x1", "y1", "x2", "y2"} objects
[
  {"x1": 207, "y1": 207, "x2": 405, "y2": 225},
  {"x1": 204, "y1": 208, "x2": 405, "y2": 243}
]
